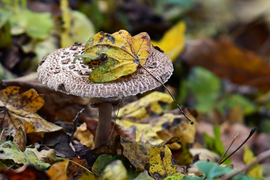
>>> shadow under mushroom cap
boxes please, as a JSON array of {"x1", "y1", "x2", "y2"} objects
[{"x1": 37, "y1": 44, "x2": 173, "y2": 98}]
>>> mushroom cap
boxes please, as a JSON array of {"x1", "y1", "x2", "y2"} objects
[{"x1": 37, "y1": 44, "x2": 173, "y2": 98}]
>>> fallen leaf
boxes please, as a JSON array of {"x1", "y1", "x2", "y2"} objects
[
  {"x1": 152, "y1": 21, "x2": 186, "y2": 62},
  {"x1": 117, "y1": 92, "x2": 173, "y2": 121},
  {"x1": 92, "y1": 154, "x2": 130, "y2": 177},
  {"x1": 120, "y1": 137, "x2": 151, "y2": 172},
  {"x1": 13, "y1": 126, "x2": 26, "y2": 152},
  {"x1": 74, "y1": 29, "x2": 151, "y2": 83},
  {"x1": 0, "y1": 86, "x2": 62, "y2": 136},
  {"x1": 67, "y1": 157, "x2": 88, "y2": 179},
  {"x1": 60, "y1": 0, "x2": 95, "y2": 47},
  {"x1": 78, "y1": 171, "x2": 97, "y2": 180},
  {"x1": 100, "y1": 160, "x2": 128, "y2": 180},
  {"x1": 182, "y1": 36, "x2": 270, "y2": 89},
  {"x1": 149, "y1": 137, "x2": 182, "y2": 179},
  {"x1": 25, "y1": 148, "x2": 56, "y2": 164},
  {"x1": 0, "y1": 141, "x2": 50, "y2": 170},
  {"x1": 117, "y1": 112, "x2": 196, "y2": 144},
  {"x1": 0, "y1": 165, "x2": 50, "y2": 180},
  {"x1": 47, "y1": 159, "x2": 69, "y2": 180},
  {"x1": 0, "y1": 77, "x2": 95, "y2": 123},
  {"x1": 74, "y1": 122, "x2": 94, "y2": 148},
  {"x1": 43, "y1": 130, "x2": 76, "y2": 159},
  {"x1": 243, "y1": 146, "x2": 263, "y2": 179}
]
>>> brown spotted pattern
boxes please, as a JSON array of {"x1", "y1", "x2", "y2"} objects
[{"x1": 37, "y1": 44, "x2": 173, "y2": 98}]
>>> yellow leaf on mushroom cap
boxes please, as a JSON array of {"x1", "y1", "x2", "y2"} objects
[{"x1": 74, "y1": 30, "x2": 151, "y2": 83}]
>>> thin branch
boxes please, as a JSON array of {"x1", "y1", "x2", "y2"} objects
[
  {"x1": 221, "y1": 149, "x2": 270, "y2": 180},
  {"x1": 70, "y1": 108, "x2": 85, "y2": 142},
  {"x1": 219, "y1": 133, "x2": 239, "y2": 164},
  {"x1": 220, "y1": 127, "x2": 256, "y2": 164},
  {"x1": 139, "y1": 64, "x2": 194, "y2": 125}
]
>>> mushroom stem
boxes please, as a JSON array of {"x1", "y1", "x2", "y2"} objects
[{"x1": 95, "y1": 102, "x2": 112, "y2": 148}]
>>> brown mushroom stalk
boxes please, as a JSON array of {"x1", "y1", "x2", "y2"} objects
[
  {"x1": 37, "y1": 43, "x2": 173, "y2": 148},
  {"x1": 95, "y1": 102, "x2": 112, "y2": 147}
]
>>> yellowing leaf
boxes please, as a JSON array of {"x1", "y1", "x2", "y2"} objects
[
  {"x1": 0, "y1": 141, "x2": 50, "y2": 170},
  {"x1": 0, "y1": 86, "x2": 62, "y2": 135},
  {"x1": 243, "y1": 146, "x2": 263, "y2": 179},
  {"x1": 152, "y1": 21, "x2": 186, "y2": 62},
  {"x1": 149, "y1": 138, "x2": 182, "y2": 179},
  {"x1": 13, "y1": 126, "x2": 26, "y2": 152},
  {"x1": 47, "y1": 159, "x2": 69, "y2": 180},
  {"x1": 74, "y1": 122, "x2": 94, "y2": 148},
  {"x1": 117, "y1": 92, "x2": 173, "y2": 121},
  {"x1": 60, "y1": 0, "x2": 95, "y2": 47},
  {"x1": 26, "y1": 148, "x2": 56, "y2": 164},
  {"x1": 100, "y1": 160, "x2": 128, "y2": 180},
  {"x1": 74, "y1": 30, "x2": 151, "y2": 83}
]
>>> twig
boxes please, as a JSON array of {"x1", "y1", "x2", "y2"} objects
[
  {"x1": 220, "y1": 127, "x2": 256, "y2": 164},
  {"x1": 221, "y1": 149, "x2": 270, "y2": 180},
  {"x1": 218, "y1": 133, "x2": 239, "y2": 164},
  {"x1": 69, "y1": 159, "x2": 93, "y2": 174},
  {"x1": 140, "y1": 64, "x2": 194, "y2": 125},
  {"x1": 70, "y1": 108, "x2": 85, "y2": 142}
]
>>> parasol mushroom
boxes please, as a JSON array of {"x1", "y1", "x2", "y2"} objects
[{"x1": 37, "y1": 43, "x2": 173, "y2": 148}]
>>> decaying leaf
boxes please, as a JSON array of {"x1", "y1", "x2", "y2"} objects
[
  {"x1": 120, "y1": 137, "x2": 151, "y2": 172},
  {"x1": 152, "y1": 21, "x2": 186, "y2": 62},
  {"x1": 47, "y1": 159, "x2": 69, "y2": 180},
  {"x1": 60, "y1": 0, "x2": 95, "y2": 47},
  {"x1": 26, "y1": 148, "x2": 56, "y2": 164},
  {"x1": 67, "y1": 157, "x2": 88, "y2": 179},
  {"x1": 149, "y1": 137, "x2": 183, "y2": 179},
  {"x1": 0, "y1": 165, "x2": 50, "y2": 180},
  {"x1": 0, "y1": 86, "x2": 62, "y2": 136},
  {"x1": 13, "y1": 126, "x2": 26, "y2": 152},
  {"x1": 182, "y1": 36, "x2": 270, "y2": 89},
  {"x1": 74, "y1": 29, "x2": 151, "y2": 83},
  {"x1": 74, "y1": 122, "x2": 94, "y2": 148},
  {"x1": 100, "y1": 160, "x2": 128, "y2": 180},
  {"x1": 117, "y1": 92, "x2": 173, "y2": 121},
  {"x1": 0, "y1": 141, "x2": 50, "y2": 170},
  {"x1": 117, "y1": 113, "x2": 195, "y2": 144},
  {"x1": 243, "y1": 146, "x2": 263, "y2": 179}
]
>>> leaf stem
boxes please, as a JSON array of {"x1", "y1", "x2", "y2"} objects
[
  {"x1": 219, "y1": 127, "x2": 256, "y2": 164},
  {"x1": 69, "y1": 159, "x2": 93, "y2": 174},
  {"x1": 139, "y1": 64, "x2": 194, "y2": 125}
]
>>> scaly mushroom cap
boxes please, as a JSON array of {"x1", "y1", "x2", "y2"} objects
[{"x1": 37, "y1": 44, "x2": 173, "y2": 98}]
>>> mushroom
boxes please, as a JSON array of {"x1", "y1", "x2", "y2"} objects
[{"x1": 37, "y1": 43, "x2": 173, "y2": 148}]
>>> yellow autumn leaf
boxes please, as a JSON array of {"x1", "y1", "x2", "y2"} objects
[
  {"x1": 117, "y1": 91, "x2": 173, "y2": 121},
  {"x1": 149, "y1": 138, "x2": 183, "y2": 179},
  {"x1": 74, "y1": 30, "x2": 151, "y2": 83},
  {"x1": 26, "y1": 148, "x2": 56, "y2": 164},
  {"x1": 60, "y1": 0, "x2": 95, "y2": 47},
  {"x1": 47, "y1": 159, "x2": 69, "y2": 180},
  {"x1": 0, "y1": 86, "x2": 62, "y2": 135},
  {"x1": 74, "y1": 122, "x2": 94, "y2": 148},
  {"x1": 152, "y1": 21, "x2": 186, "y2": 62},
  {"x1": 243, "y1": 146, "x2": 263, "y2": 179}
]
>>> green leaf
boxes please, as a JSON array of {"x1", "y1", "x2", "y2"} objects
[
  {"x1": 0, "y1": 141, "x2": 50, "y2": 170},
  {"x1": 60, "y1": 0, "x2": 95, "y2": 47},
  {"x1": 10, "y1": 9, "x2": 53, "y2": 39},
  {"x1": 196, "y1": 161, "x2": 258, "y2": 180},
  {"x1": 196, "y1": 161, "x2": 232, "y2": 178},
  {"x1": 216, "y1": 94, "x2": 257, "y2": 115},
  {"x1": 187, "y1": 67, "x2": 221, "y2": 113},
  {"x1": 203, "y1": 126, "x2": 231, "y2": 165}
]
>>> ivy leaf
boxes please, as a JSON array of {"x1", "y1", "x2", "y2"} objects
[{"x1": 74, "y1": 30, "x2": 151, "y2": 83}]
